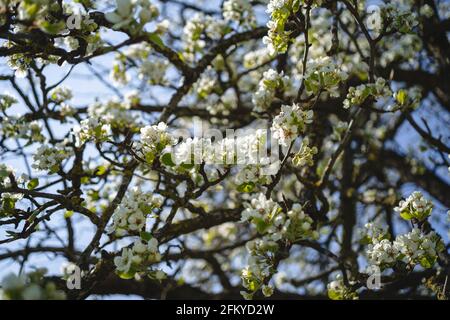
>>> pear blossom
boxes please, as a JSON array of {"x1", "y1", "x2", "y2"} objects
[{"x1": 271, "y1": 104, "x2": 314, "y2": 146}]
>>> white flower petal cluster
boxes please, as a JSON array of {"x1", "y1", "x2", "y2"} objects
[
  {"x1": 138, "y1": 58, "x2": 169, "y2": 85},
  {"x1": 172, "y1": 137, "x2": 212, "y2": 166},
  {"x1": 243, "y1": 48, "x2": 271, "y2": 69},
  {"x1": 327, "y1": 274, "x2": 358, "y2": 300},
  {"x1": 0, "y1": 164, "x2": 15, "y2": 187},
  {"x1": 87, "y1": 98, "x2": 139, "y2": 129},
  {"x1": 138, "y1": 122, "x2": 175, "y2": 164},
  {"x1": 343, "y1": 78, "x2": 392, "y2": 109},
  {"x1": 108, "y1": 187, "x2": 163, "y2": 235},
  {"x1": 263, "y1": 0, "x2": 292, "y2": 55},
  {"x1": 0, "y1": 165, "x2": 29, "y2": 216},
  {"x1": 367, "y1": 239, "x2": 399, "y2": 268},
  {"x1": 363, "y1": 220, "x2": 389, "y2": 242},
  {"x1": 379, "y1": 34, "x2": 422, "y2": 68},
  {"x1": 183, "y1": 13, "x2": 229, "y2": 61},
  {"x1": 241, "y1": 238, "x2": 279, "y2": 299},
  {"x1": 206, "y1": 89, "x2": 237, "y2": 116},
  {"x1": 381, "y1": 3, "x2": 418, "y2": 33},
  {"x1": 366, "y1": 227, "x2": 444, "y2": 270},
  {"x1": 195, "y1": 67, "x2": 217, "y2": 99},
  {"x1": 170, "y1": 128, "x2": 267, "y2": 167},
  {"x1": 0, "y1": 270, "x2": 66, "y2": 300},
  {"x1": 234, "y1": 157, "x2": 274, "y2": 187},
  {"x1": 32, "y1": 140, "x2": 74, "y2": 173},
  {"x1": 73, "y1": 118, "x2": 112, "y2": 147},
  {"x1": 394, "y1": 228, "x2": 443, "y2": 268},
  {"x1": 302, "y1": 56, "x2": 348, "y2": 96},
  {"x1": 394, "y1": 191, "x2": 433, "y2": 221},
  {"x1": 105, "y1": 0, "x2": 159, "y2": 33},
  {"x1": 241, "y1": 193, "x2": 282, "y2": 224},
  {"x1": 0, "y1": 93, "x2": 17, "y2": 111},
  {"x1": 252, "y1": 69, "x2": 289, "y2": 112},
  {"x1": 242, "y1": 193, "x2": 318, "y2": 241},
  {"x1": 49, "y1": 86, "x2": 73, "y2": 103},
  {"x1": 223, "y1": 0, "x2": 256, "y2": 28},
  {"x1": 1, "y1": 117, "x2": 45, "y2": 142},
  {"x1": 271, "y1": 103, "x2": 313, "y2": 146},
  {"x1": 113, "y1": 237, "x2": 166, "y2": 281},
  {"x1": 292, "y1": 138, "x2": 317, "y2": 167}
]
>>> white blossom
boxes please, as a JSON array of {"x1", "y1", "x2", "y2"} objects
[{"x1": 271, "y1": 103, "x2": 313, "y2": 147}]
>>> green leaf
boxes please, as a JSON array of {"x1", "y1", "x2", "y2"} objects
[
  {"x1": 140, "y1": 231, "x2": 153, "y2": 242},
  {"x1": 396, "y1": 89, "x2": 407, "y2": 105},
  {"x1": 359, "y1": 235, "x2": 372, "y2": 245},
  {"x1": 237, "y1": 182, "x2": 255, "y2": 193},
  {"x1": 139, "y1": 203, "x2": 153, "y2": 214},
  {"x1": 50, "y1": 164, "x2": 59, "y2": 174},
  {"x1": 400, "y1": 210, "x2": 413, "y2": 220},
  {"x1": 419, "y1": 256, "x2": 434, "y2": 269},
  {"x1": 328, "y1": 289, "x2": 341, "y2": 300},
  {"x1": 27, "y1": 178, "x2": 39, "y2": 190},
  {"x1": 3, "y1": 197, "x2": 15, "y2": 213},
  {"x1": 39, "y1": 20, "x2": 66, "y2": 35},
  {"x1": 64, "y1": 210, "x2": 74, "y2": 219},
  {"x1": 117, "y1": 270, "x2": 135, "y2": 280},
  {"x1": 148, "y1": 33, "x2": 164, "y2": 48},
  {"x1": 253, "y1": 217, "x2": 269, "y2": 234},
  {"x1": 180, "y1": 162, "x2": 195, "y2": 170},
  {"x1": 160, "y1": 152, "x2": 176, "y2": 167},
  {"x1": 96, "y1": 165, "x2": 107, "y2": 176},
  {"x1": 88, "y1": 190, "x2": 100, "y2": 201},
  {"x1": 0, "y1": 167, "x2": 9, "y2": 178}
]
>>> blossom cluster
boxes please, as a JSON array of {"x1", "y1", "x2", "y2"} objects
[
  {"x1": 114, "y1": 238, "x2": 166, "y2": 280},
  {"x1": 367, "y1": 228, "x2": 444, "y2": 270},
  {"x1": 392, "y1": 87, "x2": 422, "y2": 110},
  {"x1": 302, "y1": 56, "x2": 348, "y2": 97},
  {"x1": 105, "y1": 0, "x2": 159, "y2": 34},
  {"x1": 183, "y1": 13, "x2": 229, "y2": 61},
  {"x1": 195, "y1": 67, "x2": 218, "y2": 99},
  {"x1": 138, "y1": 58, "x2": 169, "y2": 85},
  {"x1": 110, "y1": 43, "x2": 169, "y2": 86},
  {"x1": 243, "y1": 48, "x2": 272, "y2": 69},
  {"x1": 0, "y1": 93, "x2": 17, "y2": 111},
  {"x1": 395, "y1": 228, "x2": 444, "y2": 269},
  {"x1": 32, "y1": 140, "x2": 74, "y2": 173},
  {"x1": 0, "y1": 165, "x2": 28, "y2": 216},
  {"x1": 271, "y1": 103, "x2": 314, "y2": 146},
  {"x1": 240, "y1": 239, "x2": 278, "y2": 299},
  {"x1": 169, "y1": 128, "x2": 267, "y2": 167},
  {"x1": 163, "y1": 129, "x2": 275, "y2": 190},
  {"x1": 292, "y1": 138, "x2": 317, "y2": 167},
  {"x1": 223, "y1": 0, "x2": 256, "y2": 28},
  {"x1": 394, "y1": 191, "x2": 433, "y2": 221},
  {"x1": 252, "y1": 69, "x2": 289, "y2": 112},
  {"x1": 1, "y1": 117, "x2": 45, "y2": 143},
  {"x1": 87, "y1": 97, "x2": 140, "y2": 130},
  {"x1": 0, "y1": 270, "x2": 65, "y2": 300},
  {"x1": 380, "y1": 3, "x2": 418, "y2": 34},
  {"x1": 73, "y1": 118, "x2": 112, "y2": 147},
  {"x1": 234, "y1": 159, "x2": 274, "y2": 189},
  {"x1": 343, "y1": 78, "x2": 392, "y2": 109},
  {"x1": 108, "y1": 187, "x2": 163, "y2": 236},
  {"x1": 240, "y1": 193, "x2": 319, "y2": 298},
  {"x1": 263, "y1": 0, "x2": 299, "y2": 55},
  {"x1": 242, "y1": 193, "x2": 318, "y2": 241},
  {"x1": 138, "y1": 122, "x2": 176, "y2": 164},
  {"x1": 363, "y1": 192, "x2": 443, "y2": 270},
  {"x1": 327, "y1": 274, "x2": 358, "y2": 300}
]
